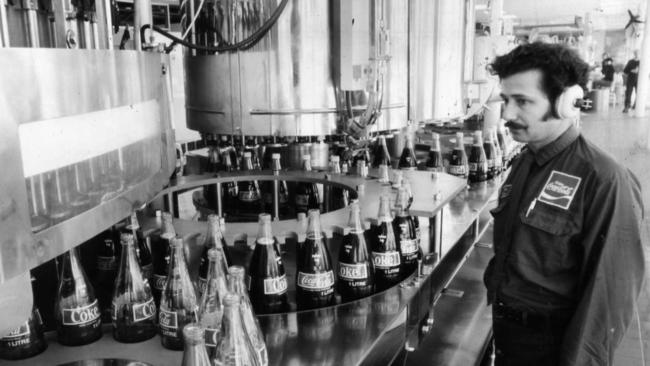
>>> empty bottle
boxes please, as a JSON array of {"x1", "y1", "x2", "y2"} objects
[
  {"x1": 159, "y1": 237, "x2": 200, "y2": 350},
  {"x1": 294, "y1": 155, "x2": 320, "y2": 215},
  {"x1": 198, "y1": 214, "x2": 230, "y2": 296},
  {"x1": 425, "y1": 132, "x2": 444, "y2": 172},
  {"x1": 215, "y1": 294, "x2": 260, "y2": 366},
  {"x1": 111, "y1": 232, "x2": 157, "y2": 343},
  {"x1": 198, "y1": 249, "x2": 229, "y2": 359},
  {"x1": 468, "y1": 131, "x2": 488, "y2": 183},
  {"x1": 249, "y1": 213, "x2": 289, "y2": 314},
  {"x1": 181, "y1": 323, "x2": 212, "y2": 366},
  {"x1": 370, "y1": 195, "x2": 402, "y2": 291},
  {"x1": 55, "y1": 248, "x2": 103, "y2": 346},
  {"x1": 151, "y1": 211, "x2": 175, "y2": 306},
  {"x1": 398, "y1": 133, "x2": 418, "y2": 170},
  {"x1": 448, "y1": 132, "x2": 468, "y2": 179},
  {"x1": 337, "y1": 202, "x2": 374, "y2": 301},
  {"x1": 372, "y1": 135, "x2": 392, "y2": 168},
  {"x1": 124, "y1": 212, "x2": 154, "y2": 282},
  {"x1": 296, "y1": 210, "x2": 336, "y2": 310},
  {"x1": 483, "y1": 130, "x2": 498, "y2": 179},
  {"x1": 228, "y1": 266, "x2": 268, "y2": 366},
  {"x1": 237, "y1": 151, "x2": 262, "y2": 216},
  {"x1": 393, "y1": 187, "x2": 421, "y2": 277}
]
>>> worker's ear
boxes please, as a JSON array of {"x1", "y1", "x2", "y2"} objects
[{"x1": 555, "y1": 85, "x2": 584, "y2": 119}]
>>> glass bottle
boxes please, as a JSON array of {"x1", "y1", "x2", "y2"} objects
[
  {"x1": 491, "y1": 128, "x2": 504, "y2": 176},
  {"x1": 393, "y1": 187, "x2": 421, "y2": 277},
  {"x1": 55, "y1": 248, "x2": 103, "y2": 346},
  {"x1": 448, "y1": 132, "x2": 468, "y2": 179},
  {"x1": 370, "y1": 195, "x2": 402, "y2": 291},
  {"x1": 198, "y1": 214, "x2": 230, "y2": 296},
  {"x1": 0, "y1": 277, "x2": 47, "y2": 360},
  {"x1": 496, "y1": 124, "x2": 509, "y2": 167},
  {"x1": 237, "y1": 151, "x2": 262, "y2": 217},
  {"x1": 181, "y1": 323, "x2": 212, "y2": 366},
  {"x1": 483, "y1": 130, "x2": 497, "y2": 179},
  {"x1": 425, "y1": 132, "x2": 444, "y2": 172},
  {"x1": 159, "y1": 237, "x2": 200, "y2": 350},
  {"x1": 124, "y1": 212, "x2": 154, "y2": 282},
  {"x1": 151, "y1": 211, "x2": 176, "y2": 306},
  {"x1": 249, "y1": 213, "x2": 289, "y2": 314},
  {"x1": 220, "y1": 151, "x2": 239, "y2": 210},
  {"x1": 294, "y1": 155, "x2": 321, "y2": 215},
  {"x1": 94, "y1": 227, "x2": 120, "y2": 322},
  {"x1": 111, "y1": 232, "x2": 157, "y2": 343},
  {"x1": 337, "y1": 202, "x2": 374, "y2": 301},
  {"x1": 328, "y1": 155, "x2": 349, "y2": 210},
  {"x1": 262, "y1": 153, "x2": 290, "y2": 218},
  {"x1": 398, "y1": 133, "x2": 418, "y2": 170},
  {"x1": 468, "y1": 131, "x2": 488, "y2": 183},
  {"x1": 372, "y1": 135, "x2": 391, "y2": 168},
  {"x1": 198, "y1": 249, "x2": 229, "y2": 359},
  {"x1": 215, "y1": 294, "x2": 261, "y2": 366},
  {"x1": 296, "y1": 209, "x2": 336, "y2": 310}
]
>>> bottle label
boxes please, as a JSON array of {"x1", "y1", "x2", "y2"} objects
[
  {"x1": 400, "y1": 239, "x2": 419, "y2": 255},
  {"x1": 372, "y1": 251, "x2": 401, "y2": 269},
  {"x1": 62, "y1": 300, "x2": 101, "y2": 326},
  {"x1": 468, "y1": 162, "x2": 477, "y2": 172},
  {"x1": 263, "y1": 274, "x2": 288, "y2": 295},
  {"x1": 96, "y1": 256, "x2": 116, "y2": 271},
  {"x1": 132, "y1": 298, "x2": 157, "y2": 322},
  {"x1": 205, "y1": 327, "x2": 218, "y2": 347},
  {"x1": 153, "y1": 274, "x2": 167, "y2": 291},
  {"x1": 158, "y1": 309, "x2": 178, "y2": 334},
  {"x1": 239, "y1": 189, "x2": 260, "y2": 202},
  {"x1": 338, "y1": 263, "x2": 369, "y2": 280},
  {"x1": 0, "y1": 321, "x2": 30, "y2": 348},
  {"x1": 297, "y1": 271, "x2": 335, "y2": 291},
  {"x1": 448, "y1": 165, "x2": 467, "y2": 175},
  {"x1": 295, "y1": 194, "x2": 309, "y2": 206}
]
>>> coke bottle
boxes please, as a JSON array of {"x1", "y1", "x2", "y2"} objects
[
  {"x1": 94, "y1": 227, "x2": 120, "y2": 322},
  {"x1": 159, "y1": 237, "x2": 199, "y2": 350},
  {"x1": 198, "y1": 248, "x2": 229, "y2": 359},
  {"x1": 296, "y1": 209, "x2": 336, "y2": 309},
  {"x1": 328, "y1": 155, "x2": 349, "y2": 210},
  {"x1": 111, "y1": 232, "x2": 157, "y2": 343},
  {"x1": 151, "y1": 211, "x2": 175, "y2": 306},
  {"x1": 468, "y1": 131, "x2": 488, "y2": 183},
  {"x1": 0, "y1": 277, "x2": 47, "y2": 360},
  {"x1": 244, "y1": 137, "x2": 262, "y2": 170},
  {"x1": 198, "y1": 214, "x2": 230, "y2": 296},
  {"x1": 220, "y1": 135, "x2": 240, "y2": 171},
  {"x1": 353, "y1": 148, "x2": 371, "y2": 168},
  {"x1": 425, "y1": 132, "x2": 444, "y2": 172},
  {"x1": 448, "y1": 132, "x2": 468, "y2": 179},
  {"x1": 55, "y1": 248, "x2": 102, "y2": 346},
  {"x1": 393, "y1": 187, "x2": 421, "y2": 277},
  {"x1": 337, "y1": 202, "x2": 374, "y2": 301},
  {"x1": 489, "y1": 128, "x2": 503, "y2": 176},
  {"x1": 249, "y1": 213, "x2": 289, "y2": 314},
  {"x1": 370, "y1": 195, "x2": 401, "y2": 291},
  {"x1": 215, "y1": 293, "x2": 260, "y2": 366},
  {"x1": 124, "y1": 212, "x2": 153, "y2": 282},
  {"x1": 483, "y1": 130, "x2": 498, "y2": 180},
  {"x1": 228, "y1": 266, "x2": 269, "y2": 366},
  {"x1": 372, "y1": 135, "x2": 391, "y2": 168},
  {"x1": 294, "y1": 155, "x2": 320, "y2": 215},
  {"x1": 496, "y1": 124, "x2": 509, "y2": 168},
  {"x1": 398, "y1": 133, "x2": 418, "y2": 170},
  {"x1": 181, "y1": 323, "x2": 212, "y2": 366},
  {"x1": 237, "y1": 151, "x2": 262, "y2": 217},
  {"x1": 261, "y1": 153, "x2": 290, "y2": 219}
]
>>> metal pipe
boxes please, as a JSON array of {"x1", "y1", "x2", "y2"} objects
[
  {"x1": 134, "y1": 0, "x2": 153, "y2": 51},
  {"x1": 429, "y1": 212, "x2": 443, "y2": 261},
  {"x1": 637, "y1": 0, "x2": 650, "y2": 120},
  {"x1": 23, "y1": 0, "x2": 40, "y2": 47},
  {"x1": 0, "y1": 0, "x2": 10, "y2": 47},
  {"x1": 216, "y1": 182, "x2": 223, "y2": 217},
  {"x1": 272, "y1": 180, "x2": 280, "y2": 221}
]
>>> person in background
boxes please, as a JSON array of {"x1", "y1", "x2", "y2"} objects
[
  {"x1": 486, "y1": 42, "x2": 644, "y2": 366},
  {"x1": 597, "y1": 52, "x2": 615, "y2": 88},
  {"x1": 623, "y1": 51, "x2": 640, "y2": 113}
]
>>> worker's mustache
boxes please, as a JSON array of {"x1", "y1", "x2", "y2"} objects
[{"x1": 505, "y1": 121, "x2": 525, "y2": 130}]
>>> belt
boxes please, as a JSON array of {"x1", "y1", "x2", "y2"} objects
[{"x1": 493, "y1": 301, "x2": 573, "y2": 331}]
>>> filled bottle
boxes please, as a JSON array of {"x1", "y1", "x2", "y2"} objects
[
  {"x1": 393, "y1": 187, "x2": 421, "y2": 277},
  {"x1": 294, "y1": 155, "x2": 321, "y2": 215},
  {"x1": 370, "y1": 195, "x2": 402, "y2": 291},
  {"x1": 151, "y1": 211, "x2": 175, "y2": 306},
  {"x1": 262, "y1": 153, "x2": 290, "y2": 218},
  {"x1": 490, "y1": 128, "x2": 504, "y2": 176},
  {"x1": 425, "y1": 132, "x2": 444, "y2": 172},
  {"x1": 228, "y1": 266, "x2": 269, "y2": 366},
  {"x1": 249, "y1": 213, "x2": 289, "y2": 314},
  {"x1": 296, "y1": 210, "x2": 336, "y2": 310},
  {"x1": 468, "y1": 131, "x2": 488, "y2": 183},
  {"x1": 237, "y1": 151, "x2": 262, "y2": 217},
  {"x1": 198, "y1": 214, "x2": 230, "y2": 297},
  {"x1": 213, "y1": 151, "x2": 239, "y2": 211},
  {"x1": 0, "y1": 277, "x2": 47, "y2": 360},
  {"x1": 483, "y1": 130, "x2": 498, "y2": 179},
  {"x1": 328, "y1": 155, "x2": 349, "y2": 210},
  {"x1": 94, "y1": 227, "x2": 120, "y2": 322},
  {"x1": 372, "y1": 135, "x2": 392, "y2": 168},
  {"x1": 181, "y1": 323, "x2": 212, "y2": 366},
  {"x1": 198, "y1": 249, "x2": 229, "y2": 359},
  {"x1": 159, "y1": 237, "x2": 200, "y2": 350},
  {"x1": 337, "y1": 202, "x2": 374, "y2": 301},
  {"x1": 448, "y1": 132, "x2": 468, "y2": 179},
  {"x1": 398, "y1": 133, "x2": 418, "y2": 170},
  {"x1": 123, "y1": 212, "x2": 154, "y2": 282},
  {"x1": 111, "y1": 232, "x2": 157, "y2": 343},
  {"x1": 55, "y1": 247, "x2": 103, "y2": 346},
  {"x1": 220, "y1": 135, "x2": 240, "y2": 171},
  {"x1": 215, "y1": 293, "x2": 261, "y2": 366}
]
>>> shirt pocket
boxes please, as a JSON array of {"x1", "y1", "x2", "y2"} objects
[{"x1": 519, "y1": 206, "x2": 580, "y2": 236}]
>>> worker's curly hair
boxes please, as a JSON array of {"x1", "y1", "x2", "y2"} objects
[{"x1": 489, "y1": 42, "x2": 589, "y2": 118}]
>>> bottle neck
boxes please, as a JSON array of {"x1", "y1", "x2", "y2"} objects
[
  {"x1": 306, "y1": 215, "x2": 323, "y2": 239},
  {"x1": 242, "y1": 157, "x2": 254, "y2": 171},
  {"x1": 378, "y1": 200, "x2": 392, "y2": 222},
  {"x1": 169, "y1": 244, "x2": 188, "y2": 273},
  {"x1": 257, "y1": 220, "x2": 274, "y2": 244},
  {"x1": 302, "y1": 159, "x2": 312, "y2": 172},
  {"x1": 222, "y1": 302, "x2": 245, "y2": 339},
  {"x1": 227, "y1": 275, "x2": 247, "y2": 295},
  {"x1": 161, "y1": 217, "x2": 176, "y2": 239},
  {"x1": 206, "y1": 220, "x2": 224, "y2": 249},
  {"x1": 430, "y1": 137, "x2": 441, "y2": 152},
  {"x1": 456, "y1": 135, "x2": 465, "y2": 150},
  {"x1": 348, "y1": 207, "x2": 364, "y2": 233},
  {"x1": 62, "y1": 249, "x2": 83, "y2": 279}
]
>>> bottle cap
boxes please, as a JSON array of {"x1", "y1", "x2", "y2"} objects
[
  {"x1": 170, "y1": 237, "x2": 183, "y2": 248},
  {"x1": 272, "y1": 153, "x2": 281, "y2": 160},
  {"x1": 182, "y1": 323, "x2": 206, "y2": 342},
  {"x1": 243, "y1": 151, "x2": 252, "y2": 158},
  {"x1": 259, "y1": 213, "x2": 272, "y2": 223},
  {"x1": 120, "y1": 232, "x2": 134, "y2": 244},
  {"x1": 207, "y1": 214, "x2": 219, "y2": 225}
]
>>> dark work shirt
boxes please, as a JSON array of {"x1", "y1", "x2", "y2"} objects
[
  {"x1": 624, "y1": 59, "x2": 640, "y2": 85},
  {"x1": 601, "y1": 58, "x2": 614, "y2": 81},
  {"x1": 484, "y1": 125, "x2": 645, "y2": 365}
]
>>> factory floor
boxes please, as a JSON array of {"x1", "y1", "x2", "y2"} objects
[{"x1": 580, "y1": 108, "x2": 650, "y2": 366}]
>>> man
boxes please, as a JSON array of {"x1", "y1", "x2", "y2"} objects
[
  {"x1": 623, "y1": 51, "x2": 640, "y2": 113},
  {"x1": 593, "y1": 52, "x2": 615, "y2": 89},
  {"x1": 485, "y1": 42, "x2": 644, "y2": 365}
]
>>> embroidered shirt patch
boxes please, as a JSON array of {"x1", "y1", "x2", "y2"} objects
[{"x1": 537, "y1": 170, "x2": 581, "y2": 210}]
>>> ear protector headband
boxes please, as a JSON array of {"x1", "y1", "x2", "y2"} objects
[{"x1": 555, "y1": 85, "x2": 584, "y2": 119}]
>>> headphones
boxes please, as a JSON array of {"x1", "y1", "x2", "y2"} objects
[{"x1": 554, "y1": 84, "x2": 584, "y2": 119}]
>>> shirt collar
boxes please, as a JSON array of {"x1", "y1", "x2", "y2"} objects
[{"x1": 529, "y1": 125, "x2": 579, "y2": 166}]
